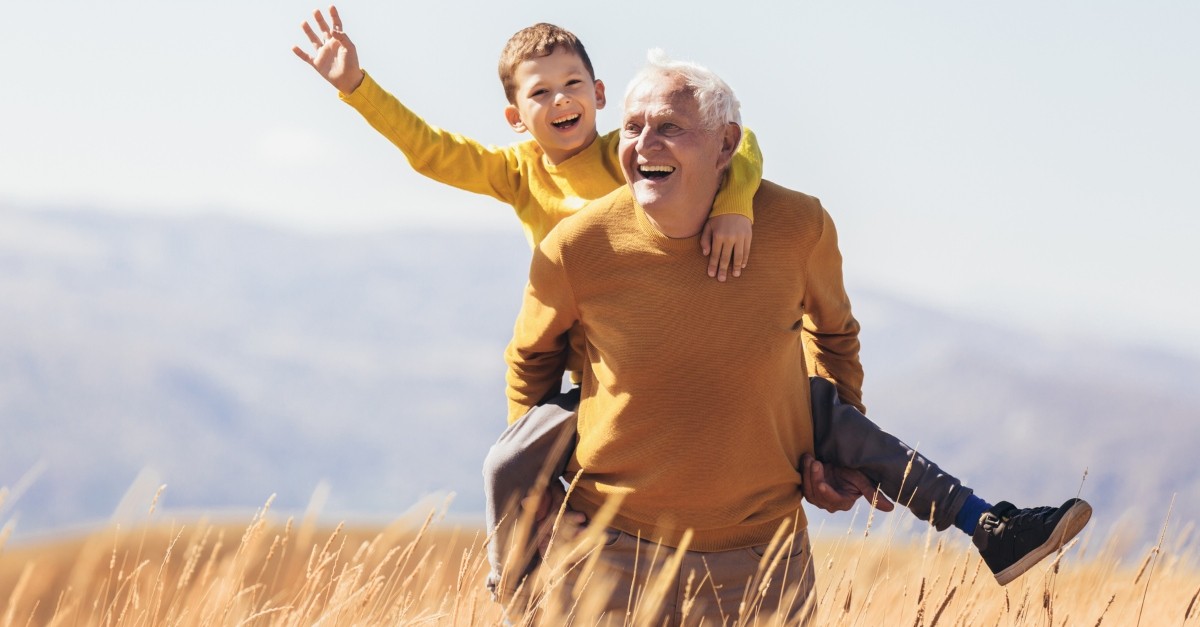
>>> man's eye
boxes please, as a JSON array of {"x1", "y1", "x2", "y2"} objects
[
  {"x1": 622, "y1": 123, "x2": 642, "y2": 136},
  {"x1": 661, "y1": 123, "x2": 682, "y2": 135}
]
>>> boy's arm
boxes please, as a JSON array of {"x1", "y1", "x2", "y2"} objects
[
  {"x1": 294, "y1": 7, "x2": 522, "y2": 204},
  {"x1": 341, "y1": 74, "x2": 523, "y2": 204},
  {"x1": 701, "y1": 126, "x2": 763, "y2": 280},
  {"x1": 504, "y1": 241, "x2": 578, "y2": 423},
  {"x1": 711, "y1": 126, "x2": 762, "y2": 222},
  {"x1": 801, "y1": 207, "x2": 866, "y2": 413}
]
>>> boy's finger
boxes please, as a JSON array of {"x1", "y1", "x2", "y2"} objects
[
  {"x1": 291, "y1": 46, "x2": 314, "y2": 65},
  {"x1": 718, "y1": 243, "x2": 733, "y2": 282},
  {"x1": 740, "y1": 238, "x2": 751, "y2": 268},
  {"x1": 707, "y1": 244, "x2": 721, "y2": 278},
  {"x1": 699, "y1": 222, "x2": 713, "y2": 256},
  {"x1": 301, "y1": 21, "x2": 322, "y2": 48},
  {"x1": 329, "y1": 5, "x2": 343, "y2": 31},
  {"x1": 313, "y1": 9, "x2": 332, "y2": 36}
]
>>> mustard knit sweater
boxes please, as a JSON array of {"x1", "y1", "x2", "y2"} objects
[{"x1": 505, "y1": 183, "x2": 864, "y2": 551}]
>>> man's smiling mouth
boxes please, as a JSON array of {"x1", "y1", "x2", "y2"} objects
[
  {"x1": 551, "y1": 113, "x2": 581, "y2": 129},
  {"x1": 638, "y1": 165, "x2": 676, "y2": 179}
]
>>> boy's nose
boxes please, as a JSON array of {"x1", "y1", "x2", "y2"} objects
[{"x1": 554, "y1": 91, "x2": 572, "y2": 105}]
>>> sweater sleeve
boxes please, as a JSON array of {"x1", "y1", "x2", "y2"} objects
[
  {"x1": 709, "y1": 126, "x2": 763, "y2": 222},
  {"x1": 340, "y1": 71, "x2": 522, "y2": 205},
  {"x1": 801, "y1": 207, "x2": 866, "y2": 413},
  {"x1": 504, "y1": 237, "x2": 580, "y2": 423}
]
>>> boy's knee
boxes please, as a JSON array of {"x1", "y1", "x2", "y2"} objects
[{"x1": 482, "y1": 439, "x2": 523, "y2": 487}]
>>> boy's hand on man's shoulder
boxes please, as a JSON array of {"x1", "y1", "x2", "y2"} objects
[
  {"x1": 292, "y1": 5, "x2": 365, "y2": 95},
  {"x1": 701, "y1": 214, "x2": 753, "y2": 282}
]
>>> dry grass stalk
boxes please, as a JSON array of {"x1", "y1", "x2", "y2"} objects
[{"x1": 3, "y1": 483, "x2": 1200, "y2": 626}]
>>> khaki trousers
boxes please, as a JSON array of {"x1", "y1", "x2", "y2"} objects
[{"x1": 547, "y1": 526, "x2": 816, "y2": 626}]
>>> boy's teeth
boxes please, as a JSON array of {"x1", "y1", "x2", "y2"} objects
[{"x1": 552, "y1": 114, "x2": 580, "y2": 125}]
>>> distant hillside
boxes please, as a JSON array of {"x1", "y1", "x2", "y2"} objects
[{"x1": 1, "y1": 207, "x2": 1196, "y2": 547}]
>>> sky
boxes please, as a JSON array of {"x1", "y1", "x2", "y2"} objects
[{"x1": 3, "y1": 1, "x2": 1199, "y2": 358}]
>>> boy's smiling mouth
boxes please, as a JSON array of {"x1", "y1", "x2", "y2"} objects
[
  {"x1": 638, "y1": 164, "x2": 675, "y2": 180},
  {"x1": 551, "y1": 113, "x2": 581, "y2": 129}
]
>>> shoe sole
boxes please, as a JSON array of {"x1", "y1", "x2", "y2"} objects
[{"x1": 994, "y1": 500, "x2": 1093, "y2": 586}]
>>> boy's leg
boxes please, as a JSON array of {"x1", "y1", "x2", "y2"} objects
[
  {"x1": 808, "y1": 376, "x2": 970, "y2": 530},
  {"x1": 481, "y1": 387, "x2": 580, "y2": 600},
  {"x1": 808, "y1": 377, "x2": 1092, "y2": 585}
]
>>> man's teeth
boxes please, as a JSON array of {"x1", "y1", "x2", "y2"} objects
[
  {"x1": 639, "y1": 165, "x2": 676, "y2": 175},
  {"x1": 552, "y1": 114, "x2": 580, "y2": 126}
]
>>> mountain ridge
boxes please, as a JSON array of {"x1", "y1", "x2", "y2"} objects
[{"x1": 1, "y1": 206, "x2": 1195, "y2": 548}]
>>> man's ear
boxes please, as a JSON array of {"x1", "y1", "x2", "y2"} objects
[
  {"x1": 505, "y1": 104, "x2": 527, "y2": 133},
  {"x1": 715, "y1": 122, "x2": 742, "y2": 171},
  {"x1": 594, "y1": 79, "x2": 607, "y2": 110}
]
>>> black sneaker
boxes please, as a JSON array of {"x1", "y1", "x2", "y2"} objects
[{"x1": 972, "y1": 498, "x2": 1092, "y2": 585}]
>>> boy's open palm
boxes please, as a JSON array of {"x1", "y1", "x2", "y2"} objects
[{"x1": 293, "y1": 6, "x2": 365, "y2": 95}]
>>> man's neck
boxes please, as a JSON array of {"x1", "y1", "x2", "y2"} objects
[{"x1": 643, "y1": 205, "x2": 711, "y2": 238}]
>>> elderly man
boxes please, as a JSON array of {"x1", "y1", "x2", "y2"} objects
[{"x1": 503, "y1": 51, "x2": 1090, "y2": 622}]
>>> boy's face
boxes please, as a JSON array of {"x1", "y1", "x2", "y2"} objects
[{"x1": 505, "y1": 47, "x2": 606, "y2": 165}]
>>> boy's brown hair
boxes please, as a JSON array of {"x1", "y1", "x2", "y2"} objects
[{"x1": 498, "y1": 23, "x2": 596, "y2": 104}]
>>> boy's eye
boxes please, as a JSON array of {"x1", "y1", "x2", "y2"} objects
[
  {"x1": 566, "y1": 79, "x2": 582, "y2": 87},
  {"x1": 530, "y1": 88, "x2": 548, "y2": 97}
]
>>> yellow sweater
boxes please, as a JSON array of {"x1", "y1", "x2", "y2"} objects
[
  {"x1": 504, "y1": 182, "x2": 863, "y2": 551},
  {"x1": 340, "y1": 71, "x2": 762, "y2": 249}
]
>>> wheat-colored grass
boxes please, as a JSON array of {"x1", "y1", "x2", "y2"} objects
[{"x1": 1, "y1": 492, "x2": 1198, "y2": 626}]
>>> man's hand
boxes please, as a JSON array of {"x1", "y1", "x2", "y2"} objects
[
  {"x1": 292, "y1": 6, "x2": 365, "y2": 95},
  {"x1": 524, "y1": 482, "x2": 587, "y2": 555},
  {"x1": 800, "y1": 453, "x2": 895, "y2": 514},
  {"x1": 700, "y1": 214, "x2": 752, "y2": 282}
]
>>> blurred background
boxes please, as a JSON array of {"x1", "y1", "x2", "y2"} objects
[{"x1": 2, "y1": 1, "x2": 1197, "y2": 551}]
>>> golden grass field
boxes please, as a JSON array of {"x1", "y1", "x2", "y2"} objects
[{"x1": 1, "y1": 490, "x2": 1198, "y2": 626}]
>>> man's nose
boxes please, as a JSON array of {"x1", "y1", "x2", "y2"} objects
[{"x1": 635, "y1": 128, "x2": 661, "y2": 152}]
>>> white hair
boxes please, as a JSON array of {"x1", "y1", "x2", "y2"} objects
[{"x1": 625, "y1": 48, "x2": 742, "y2": 130}]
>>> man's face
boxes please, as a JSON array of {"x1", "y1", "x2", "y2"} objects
[
  {"x1": 618, "y1": 73, "x2": 737, "y2": 223},
  {"x1": 504, "y1": 47, "x2": 606, "y2": 165}
]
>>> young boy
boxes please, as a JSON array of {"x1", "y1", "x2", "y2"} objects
[{"x1": 293, "y1": 7, "x2": 1091, "y2": 601}]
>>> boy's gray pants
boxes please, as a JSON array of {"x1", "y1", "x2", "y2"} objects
[{"x1": 481, "y1": 378, "x2": 972, "y2": 597}]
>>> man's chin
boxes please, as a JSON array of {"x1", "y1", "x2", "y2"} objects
[
  {"x1": 630, "y1": 189, "x2": 659, "y2": 210},
  {"x1": 630, "y1": 180, "x2": 669, "y2": 207}
]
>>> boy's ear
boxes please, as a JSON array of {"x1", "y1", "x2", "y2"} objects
[
  {"x1": 594, "y1": 79, "x2": 607, "y2": 110},
  {"x1": 504, "y1": 104, "x2": 527, "y2": 133}
]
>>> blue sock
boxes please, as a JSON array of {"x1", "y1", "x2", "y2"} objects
[{"x1": 954, "y1": 494, "x2": 992, "y2": 536}]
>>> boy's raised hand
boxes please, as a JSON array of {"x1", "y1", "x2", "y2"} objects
[
  {"x1": 700, "y1": 214, "x2": 753, "y2": 282},
  {"x1": 292, "y1": 6, "x2": 365, "y2": 95}
]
